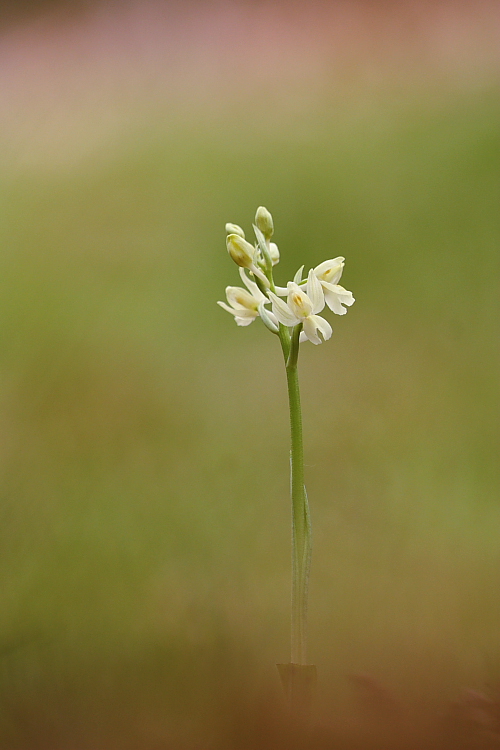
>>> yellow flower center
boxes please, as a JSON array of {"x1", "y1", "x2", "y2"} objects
[
  {"x1": 235, "y1": 292, "x2": 257, "y2": 309},
  {"x1": 322, "y1": 265, "x2": 340, "y2": 281},
  {"x1": 292, "y1": 293, "x2": 306, "y2": 312}
]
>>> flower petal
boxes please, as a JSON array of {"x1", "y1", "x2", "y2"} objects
[
  {"x1": 268, "y1": 291, "x2": 301, "y2": 326},
  {"x1": 217, "y1": 300, "x2": 257, "y2": 319},
  {"x1": 306, "y1": 269, "x2": 325, "y2": 314},
  {"x1": 335, "y1": 285, "x2": 355, "y2": 305},
  {"x1": 239, "y1": 268, "x2": 267, "y2": 302},
  {"x1": 312, "y1": 314, "x2": 332, "y2": 341},
  {"x1": 217, "y1": 300, "x2": 236, "y2": 314},
  {"x1": 273, "y1": 285, "x2": 289, "y2": 296},
  {"x1": 235, "y1": 316, "x2": 255, "y2": 326}
]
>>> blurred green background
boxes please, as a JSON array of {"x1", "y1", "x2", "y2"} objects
[{"x1": 0, "y1": 1, "x2": 499, "y2": 746}]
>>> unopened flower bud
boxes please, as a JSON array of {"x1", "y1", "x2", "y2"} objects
[
  {"x1": 269, "y1": 242, "x2": 280, "y2": 265},
  {"x1": 225, "y1": 223, "x2": 245, "y2": 239},
  {"x1": 255, "y1": 206, "x2": 274, "y2": 239},
  {"x1": 226, "y1": 234, "x2": 256, "y2": 268}
]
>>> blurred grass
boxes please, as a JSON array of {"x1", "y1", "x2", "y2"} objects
[{"x1": 0, "y1": 81, "x2": 498, "y2": 746}]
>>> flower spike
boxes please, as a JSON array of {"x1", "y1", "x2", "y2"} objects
[{"x1": 219, "y1": 207, "x2": 354, "y2": 340}]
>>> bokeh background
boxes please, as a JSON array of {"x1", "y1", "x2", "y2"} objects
[{"x1": 0, "y1": 0, "x2": 499, "y2": 747}]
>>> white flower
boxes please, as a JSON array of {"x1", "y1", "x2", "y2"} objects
[
  {"x1": 268, "y1": 269, "x2": 333, "y2": 345},
  {"x1": 314, "y1": 257, "x2": 345, "y2": 284},
  {"x1": 313, "y1": 257, "x2": 355, "y2": 315},
  {"x1": 218, "y1": 268, "x2": 269, "y2": 326}
]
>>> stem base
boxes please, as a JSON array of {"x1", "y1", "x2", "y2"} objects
[{"x1": 277, "y1": 663, "x2": 317, "y2": 724}]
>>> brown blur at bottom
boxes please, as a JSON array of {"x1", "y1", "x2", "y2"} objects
[{"x1": 215, "y1": 677, "x2": 500, "y2": 750}]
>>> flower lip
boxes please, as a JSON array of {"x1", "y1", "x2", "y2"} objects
[
  {"x1": 302, "y1": 315, "x2": 332, "y2": 345},
  {"x1": 321, "y1": 283, "x2": 355, "y2": 315}
]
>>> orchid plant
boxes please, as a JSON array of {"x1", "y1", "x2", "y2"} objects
[{"x1": 218, "y1": 207, "x2": 354, "y2": 709}]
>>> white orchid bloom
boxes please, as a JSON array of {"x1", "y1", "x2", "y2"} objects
[
  {"x1": 268, "y1": 269, "x2": 333, "y2": 345},
  {"x1": 218, "y1": 268, "x2": 268, "y2": 326},
  {"x1": 314, "y1": 257, "x2": 345, "y2": 284},
  {"x1": 313, "y1": 257, "x2": 355, "y2": 315}
]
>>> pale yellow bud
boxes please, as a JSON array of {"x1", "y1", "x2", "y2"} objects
[
  {"x1": 255, "y1": 206, "x2": 274, "y2": 239},
  {"x1": 226, "y1": 234, "x2": 256, "y2": 268},
  {"x1": 225, "y1": 223, "x2": 245, "y2": 239}
]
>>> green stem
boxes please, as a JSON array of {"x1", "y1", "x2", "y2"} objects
[
  {"x1": 262, "y1": 264, "x2": 311, "y2": 667},
  {"x1": 285, "y1": 324, "x2": 311, "y2": 665}
]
